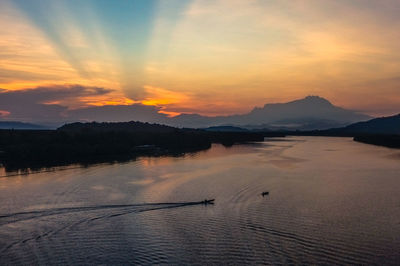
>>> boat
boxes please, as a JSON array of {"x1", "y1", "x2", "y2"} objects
[{"x1": 202, "y1": 199, "x2": 215, "y2": 204}]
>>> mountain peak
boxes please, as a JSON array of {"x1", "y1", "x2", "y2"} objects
[
  {"x1": 304, "y1": 95, "x2": 329, "y2": 102},
  {"x1": 295, "y1": 95, "x2": 332, "y2": 106},
  {"x1": 261, "y1": 95, "x2": 332, "y2": 109}
]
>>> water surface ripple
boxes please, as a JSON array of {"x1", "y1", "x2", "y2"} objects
[{"x1": 0, "y1": 137, "x2": 399, "y2": 265}]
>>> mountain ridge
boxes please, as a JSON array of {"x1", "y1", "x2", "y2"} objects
[
  {"x1": 0, "y1": 96, "x2": 373, "y2": 130},
  {"x1": 167, "y1": 96, "x2": 371, "y2": 129}
]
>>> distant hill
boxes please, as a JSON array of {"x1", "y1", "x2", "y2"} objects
[
  {"x1": 0, "y1": 121, "x2": 46, "y2": 130},
  {"x1": 314, "y1": 114, "x2": 400, "y2": 136},
  {"x1": 339, "y1": 114, "x2": 400, "y2": 135},
  {"x1": 203, "y1": 126, "x2": 248, "y2": 132},
  {"x1": 168, "y1": 96, "x2": 371, "y2": 129},
  {"x1": 292, "y1": 114, "x2": 400, "y2": 149},
  {"x1": 346, "y1": 114, "x2": 400, "y2": 148}
]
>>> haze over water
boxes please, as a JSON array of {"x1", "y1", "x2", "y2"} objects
[{"x1": 0, "y1": 137, "x2": 399, "y2": 264}]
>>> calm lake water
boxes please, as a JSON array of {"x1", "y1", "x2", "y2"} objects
[{"x1": 0, "y1": 136, "x2": 399, "y2": 265}]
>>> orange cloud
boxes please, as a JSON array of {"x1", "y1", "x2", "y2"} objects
[
  {"x1": 0, "y1": 110, "x2": 10, "y2": 117},
  {"x1": 141, "y1": 85, "x2": 189, "y2": 106},
  {"x1": 158, "y1": 110, "x2": 181, "y2": 117}
]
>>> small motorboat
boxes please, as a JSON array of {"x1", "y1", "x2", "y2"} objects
[
  {"x1": 202, "y1": 199, "x2": 215, "y2": 205},
  {"x1": 261, "y1": 191, "x2": 269, "y2": 197}
]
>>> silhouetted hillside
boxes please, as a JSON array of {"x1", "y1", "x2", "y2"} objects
[
  {"x1": 346, "y1": 114, "x2": 400, "y2": 148},
  {"x1": 339, "y1": 114, "x2": 400, "y2": 135},
  {"x1": 59, "y1": 121, "x2": 177, "y2": 133},
  {"x1": 285, "y1": 114, "x2": 400, "y2": 149},
  {"x1": 291, "y1": 114, "x2": 399, "y2": 136}
]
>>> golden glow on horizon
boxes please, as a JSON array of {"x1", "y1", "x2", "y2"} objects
[
  {"x1": 158, "y1": 110, "x2": 181, "y2": 117},
  {"x1": 141, "y1": 85, "x2": 189, "y2": 106},
  {"x1": 77, "y1": 97, "x2": 137, "y2": 108},
  {"x1": 0, "y1": 0, "x2": 400, "y2": 117}
]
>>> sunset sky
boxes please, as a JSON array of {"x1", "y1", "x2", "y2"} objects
[{"x1": 1, "y1": 0, "x2": 399, "y2": 121}]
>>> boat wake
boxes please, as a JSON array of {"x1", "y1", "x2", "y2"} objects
[{"x1": 0, "y1": 200, "x2": 214, "y2": 256}]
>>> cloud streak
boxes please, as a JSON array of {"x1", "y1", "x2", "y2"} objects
[
  {"x1": 0, "y1": 84, "x2": 173, "y2": 124},
  {"x1": 0, "y1": 0, "x2": 399, "y2": 116},
  {"x1": 0, "y1": 84, "x2": 112, "y2": 121}
]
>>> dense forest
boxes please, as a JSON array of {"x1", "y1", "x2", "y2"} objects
[{"x1": 0, "y1": 121, "x2": 265, "y2": 171}]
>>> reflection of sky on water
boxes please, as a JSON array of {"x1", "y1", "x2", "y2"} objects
[{"x1": 0, "y1": 137, "x2": 399, "y2": 264}]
